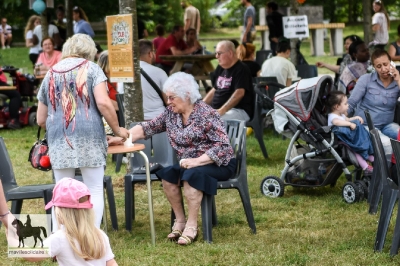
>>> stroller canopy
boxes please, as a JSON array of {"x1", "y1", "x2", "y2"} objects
[{"x1": 273, "y1": 75, "x2": 333, "y2": 122}]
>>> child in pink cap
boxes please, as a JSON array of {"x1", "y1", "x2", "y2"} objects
[{"x1": 27, "y1": 178, "x2": 118, "y2": 265}]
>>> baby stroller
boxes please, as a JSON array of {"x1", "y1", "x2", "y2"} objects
[{"x1": 258, "y1": 75, "x2": 369, "y2": 203}]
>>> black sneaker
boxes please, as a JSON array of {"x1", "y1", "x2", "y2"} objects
[{"x1": 7, "y1": 119, "x2": 21, "y2": 129}]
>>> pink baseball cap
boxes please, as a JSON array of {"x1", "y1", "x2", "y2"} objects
[{"x1": 45, "y1": 178, "x2": 93, "y2": 210}]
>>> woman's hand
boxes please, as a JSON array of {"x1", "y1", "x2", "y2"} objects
[
  {"x1": 350, "y1": 123, "x2": 356, "y2": 130},
  {"x1": 180, "y1": 154, "x2": 214, "y2": 169},
  {"x1": 316, "y1": 62, "x2": 325, "y2": 68},
  {"x1": 180, "y1": 158, "x2": 199, "y2": 169},
  {"x1": 114, "y1": 127, "x2": 130, "y2": 142},
  {"x1": 107, "y1": 136, "x2": 124, "y2": 146}
]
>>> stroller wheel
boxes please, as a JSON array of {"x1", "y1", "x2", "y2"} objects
[
  {"x1": 342, "y1": 182, "x2": 361, "y2": 203},
  {"x1": 354, "y1": 180, "x2": 368, "y2": 201},
  {"x1": 260, "y1": 176, "x2": 284, "y2": 198}
]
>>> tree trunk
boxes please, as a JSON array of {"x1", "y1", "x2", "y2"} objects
[
  {"x1": 363, "y1": 0, "x2": 373, "y2": 45},
  {"x1": 290, "y1": 0, "x2": 299, "y2": 66},
  {"x1": 41, "y1": 9, "x2": 49, "y2": 39},
  {"x1": 119, "y1": 0, "x2": 144, "y2": 126},
  {"x1": 118, "y1": 0, "x2": 144, "y2": 174},
  {"x1": 65, "y1": 0, "x2": 73, "y2": 38}
]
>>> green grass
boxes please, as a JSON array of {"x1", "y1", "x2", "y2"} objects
[
  {"x1": 1, "y1": 26, "x2": 400, "y2": 265},
  {"x1": 1, "y1": 126, "x2": 400, "y2": 265}
]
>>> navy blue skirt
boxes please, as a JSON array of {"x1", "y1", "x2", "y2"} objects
[{"x1": 155, "y1": 158, "x2": 237, "y2": 195}]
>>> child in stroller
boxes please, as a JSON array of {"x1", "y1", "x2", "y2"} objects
[
  {"x1": 326, "y1": 90, "x2": 374, "y2": 175},
  {"x1": 258, "y1": 75, "x2": 369, "y2": 203}
]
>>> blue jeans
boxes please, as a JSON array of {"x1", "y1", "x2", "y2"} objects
[{"x1": 374, "y1": 123, "x2": 400, "y2": 161}]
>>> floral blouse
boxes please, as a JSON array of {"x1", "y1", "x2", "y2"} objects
[{"x1": 139, "y1": 100, "x2": 234, "y2": 166}]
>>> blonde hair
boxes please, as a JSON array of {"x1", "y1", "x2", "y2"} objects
[
  {"x1": 97, "y1": 50, "x2": 109, "y2": 73},
  {"x1": 236, "y1": 43, "x2": 255, "y2": 60},
  {"x1": 62, "y1": 34, "x2": 97, "y2": 61},
  {"x1": 55, "y1": 205, "x2": 105, "y2": 260},
  {"x1": 24, "y1": 15, "x2": 40, "y2": 36}
]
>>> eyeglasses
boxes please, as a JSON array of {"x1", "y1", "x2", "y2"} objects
[
  {"x1": 166, "y1": 95, "x2": 178, "y2": 101},
  {"x1": 215, "y1": 51, "x2": 227, "y2": 56}
]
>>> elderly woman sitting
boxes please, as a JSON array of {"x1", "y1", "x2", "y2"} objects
[{"x1": 108, "y1": 72, "x2": 236, "y2": 245}]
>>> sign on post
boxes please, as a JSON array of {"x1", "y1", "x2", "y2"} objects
[
  {"x1": 282, "y1": 15, "x2": 309, "y2": 39},
  {"x1": 106, "y1": 14, "x2": 134, "y2": 83}
]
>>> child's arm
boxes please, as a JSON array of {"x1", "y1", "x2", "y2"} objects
[
  {"x1": 348, "y1": 116, "x2": 364, "y2": 124},
  {"x1": 331, "y1": 118, "x2": 356, "y2": 130},
  {"x1": 107, "y1": 259, "x2": 118, "y2": 266}
]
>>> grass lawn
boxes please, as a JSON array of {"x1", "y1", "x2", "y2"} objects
[{"x1": 1, "y1": 25, "x2": 400, "y2": 265}]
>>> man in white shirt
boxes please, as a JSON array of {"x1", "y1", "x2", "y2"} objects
[
  {"x1": 0, "y1": 18, "x2": 12, "y2": 49},
  {"x1": 261, "y1": 39, "x2": 297, "y2": 87},
  {"x1": 139, "y1": 39, "x2": 168, "y2": 120}
]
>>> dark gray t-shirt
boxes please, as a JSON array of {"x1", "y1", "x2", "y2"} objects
[{"x1": 243, "y1": 5, "x2": 256, "y2": 31}]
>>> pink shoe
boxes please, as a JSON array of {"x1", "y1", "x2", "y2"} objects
[{"x1": 364, "y1": 165, "x2": 373, "y2": 176}]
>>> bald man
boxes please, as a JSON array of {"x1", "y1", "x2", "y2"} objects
[{"x1": 203, "y1": 41, "x2": 254, "y2": 121}]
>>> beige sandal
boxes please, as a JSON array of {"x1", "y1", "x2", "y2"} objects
[
  {"x1": 167, "y1": 219, "x2": 186, "y2": 241},
  {"x1": 178, "y1": 226, "x2": 198, "y2": 245}
]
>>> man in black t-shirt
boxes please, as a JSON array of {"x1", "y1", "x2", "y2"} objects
[{"x1": 203, "y1": 40, "x2": 254, "y2": 121}]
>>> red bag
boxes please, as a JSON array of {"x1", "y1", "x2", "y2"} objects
[{"x1": 28, "y1": 127, "x2": 52, "y2": 171}]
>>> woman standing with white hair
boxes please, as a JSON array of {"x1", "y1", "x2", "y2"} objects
[
  {"x1": 108, "y1": 72, "x2": 237, "y2": 245},
  {"x1": 36, "y1": 33, "x2": 129, "y2": 229}
]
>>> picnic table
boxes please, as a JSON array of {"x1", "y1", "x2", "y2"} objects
[{"x1": 159, "y1": 54, "x2": 216, "y2": 82}]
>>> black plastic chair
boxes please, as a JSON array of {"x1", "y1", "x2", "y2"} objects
[
  {"x1": 296, "y1": 65, "x2": 318, "y2": 79},
  {"x1": 389, "y1": 139, "x2": 400, "y2": 256},
  {"x1": 116, "y1": 93, "x2": 125, "y2": 127},
  {"x1": 115, "y1": 93, "x2": 125, "y2": 173},
  {"x1": 364, "y1": 110, "x2": 384, "y2": 214},
  {"x1": 365, "y1": 110, "x2": 398, "y2": 252},
  {"x1": 0, "y1": 137, "x2": 54, "y2": 215},
  {"x1": 255, "y1": 50, "x2": 273, "y2": 66},
  {"x1": 124, "y1": 123, "x2": 178, "y2": 231},
  {"x1": 245, "y1": 77, "x2": 285, "y2": 159}
]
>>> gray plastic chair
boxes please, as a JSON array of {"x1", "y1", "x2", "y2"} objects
[
  {"x1": 0, "y1": 137, "x2": 54, "y2": 215},
  {"x1": 124, "y1": 123, "x2": 177, "y2": 231},
  {"x1": 48, "y1": 169, "x2": 119, "y2": 231},
  {"x1": 204, "y1": 120, "x2": 256, "y2": 242},
  {"x1": 178, "y1": 120, "x2": 256, "y2": 243}
]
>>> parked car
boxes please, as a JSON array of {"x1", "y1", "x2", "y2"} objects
[{"x1": 208, "y1": 0, "x2": 241, "y2": 27}]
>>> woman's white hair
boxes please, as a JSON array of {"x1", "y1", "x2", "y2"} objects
[
  {"x1": 163, "y1": 72, "x2": 202, "y2": 104},
  {"x1": 62, "y1": 34, "x2": 97, "y2": 61}
]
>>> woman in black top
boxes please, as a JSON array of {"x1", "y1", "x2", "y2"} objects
[
  {"x1": 389, "y1": 24, "x2": 400, "y2": 61},
  {"x1": 236, "y1": 42, "x2": 261, "y2": 77}
]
